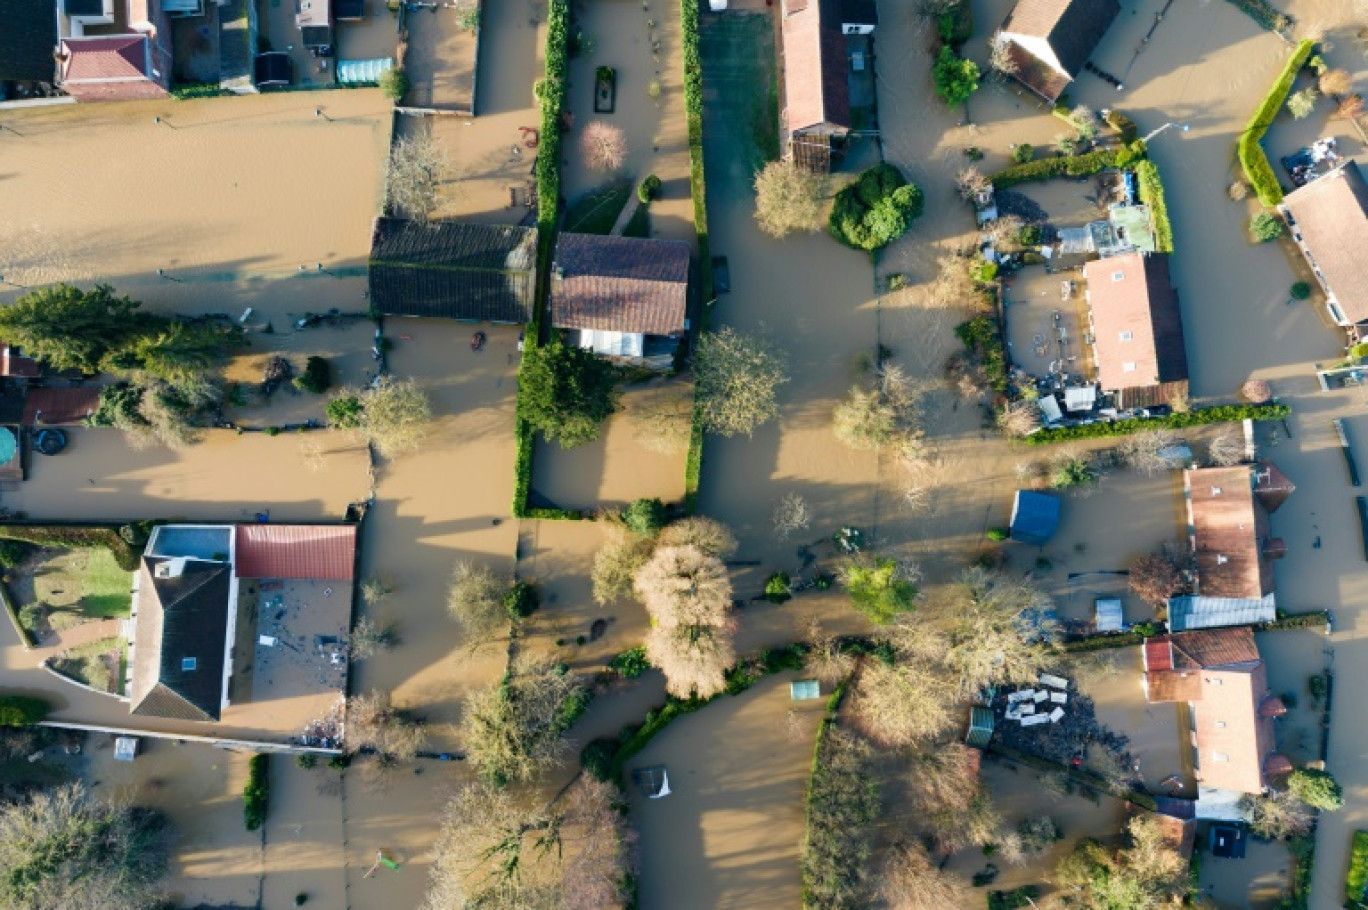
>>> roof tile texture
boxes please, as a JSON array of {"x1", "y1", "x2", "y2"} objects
[
  {"x1": 782, "y1": 0, "x2": 850, "y2": 134},
  {"x1": 62, "y1": 35, "x2": 149, "y2": 81},
  {"x1": 234, "y1": 524, "x2": 356, "y2": 580},
  {"x1": 1085, "y1": 252, "x2": 1188, "y2": 394},
  {"x1": 1186, "y1": 465, "x2": 1286, "y2": 600},
  {"x1": 551, "y1": 233, "x2": 690, "y2": 335},
  {"x1": 1000, "y1": 0, "x2": 1120, "y2": 78},
  {"x1": 1282, "y1": 161, "x2": 1368, "y2": 324}
]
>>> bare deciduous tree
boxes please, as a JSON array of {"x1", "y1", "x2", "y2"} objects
[
  {"x1": 1115, "y1": 428, "x2": 1182, "y2": 475},
  {"x1": 1129, "y1": 544, "x2": 1188, "y2": 607},
  {"x1": 463, "y1": 655, "x2": 585, "y2": 783},
  {"x1": 1208, "y1": 430, "x2": 1246, "y2": 467},
  {"x1": 657, "y1": 516, "x2": 738, "y2": 559},
  {"x1": 634, "y1": 545, "x2": 732, "y2": 627},
  {"x1": 1287, "y1": 87, "x2": 1319, "y2": 120},
  {"x1": 772, "y1": 492, "x2": 811, "y2": 540},
  {"x1": 629, "y1": 383, "x2": 694, "y2": 454},
  {"x1": 361, "y1": 575, "x2": 394, "y2": 606},
  {"x1": 1336, "y1": 93, "x2": 1365, "y2": 122},
  {"x1": 694, "y1": 327, "x2": 789, "y2": 437},
  {"x1": 929, "y1": 568, "x2": 1060, "y2": 694},
  {"x1": 346, "y1": 689, "x2": 426, "y2": 762},
  {"x1": 851, "y1": 659, "x2": 958, "y2": 747},
  {"x1": 803, "y1": 616, "x2": 855, "y2": 685},
  {"x1": 1240, "y1": 378, "x2": 1272, "y2": 404},
  {"x1": 644, "y1": 622, "x2": 736, "y2": 699},
  {"x1": 580, "y1": 120, "x2": 628, "y2": 172},
  {"x1": 1241, "y1": 789, "x2": 1314, "y2": 840},
  {"x1": 955, "y1": 166, "x2": 991, "y2": 202},
  {"x1": 877, "y1": 842, "x2": 972, "y2": 910},
  {"x1": 997, "y1": 401, "x2": 1042, "y2": 438},
  {"x1": 348, "y1": 614, "x2": 396, "y2": 660},
  {"x1": 341, "y1": 376, "x2": 433, "y2": 458},
  {"x1": 447, "y1": 561, "x2": 510, "y2": 645},
  {"x1": 832, "y1": 365, "x2": 923, "y2": 461},
  {"x1": 988, "y1": 33, "x2": 1019, "y2": 76},
  {"x1": 927, "y1": 254, "x2": 979, "y2": 310},
  {"x1": 387, "y1": 133, "x2": 450, "y2": 223},
  {"x1": 754, "y1": 159, "x2": 828, "y2": 238},
  {"x1": 1320, "y1": 68, "x2": 1354, "y2": 97},
  {"x1": 592, "y1": 527, "x2": 654, "y2": 606}
]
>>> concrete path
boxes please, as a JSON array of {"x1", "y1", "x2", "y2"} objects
[
  {"x1": 37, "y1": 618, "x2": 122, "y2": 656},
  {"x1": 609, "y1": 195, "x2": 642, "y2": 236}
]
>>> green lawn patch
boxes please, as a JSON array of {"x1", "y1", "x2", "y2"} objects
[
  {"x1": 23, "y1": 548, "x2": 132, "y2": 636},
  {"x1": 50, "y1": 635, "x2": 124, "y2": 693},
  {"x1": 563, "y1": 180, "x2": 633, "y2": 235}
]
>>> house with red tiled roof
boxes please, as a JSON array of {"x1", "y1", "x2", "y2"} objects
[
  {"x1": 129, "y1": 523, "x2": 356, "y2": 722},
  {"x1": 1083, "y1": 252, "x2": 1189, "y2": 409},
  {"x1": 1169, "y1": 462, "x2": 1293, "y2": 631},
  {"x1": 55, "y1": 0, "x2": 173, "y2": 101},
  {"x1": 1142, "y1": 628, "x2": 1288, "y2": 798},
  {"x1": 780, "y1": 0, "x2": 852, "y2": 170}
]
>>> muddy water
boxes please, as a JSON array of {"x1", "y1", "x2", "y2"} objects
[{"x1": 1201, "y1": 835, "x2": 1291, "y2": 910}]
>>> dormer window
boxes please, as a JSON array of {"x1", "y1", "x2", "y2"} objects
[{"x1": 182, "y1": 657, "x2": 197, "y2": 671}]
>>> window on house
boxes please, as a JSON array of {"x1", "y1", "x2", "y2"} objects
[
  {"x1": 1215, "y1": 721, "x2": 1226, "y2": 728},
  {"x1": 1122, "y1": 362, "x2": 1137, "y2": 373},
  {"x1": 1213, "y1": 752, "x2": 1229, "y2": 762},
  {"x1": 182, "y1": 657, "x2": 197, "y2": 671},
  {"x1": 1112, "y1": 271, "x2": 1125, "y2": 282},
  {"x1": 1119, "y1": 331, "x2": 1133, "y2": 341}
]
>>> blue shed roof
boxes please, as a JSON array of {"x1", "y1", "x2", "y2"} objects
[{"x1": 1010, "y1": 490, "x2": 1061, "y2": 544}]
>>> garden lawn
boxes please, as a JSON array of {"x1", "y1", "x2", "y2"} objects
[
  {"x1": 51, "y1": 635, "x2": 125, "y2": 694},
  {"x1": 30, "y1": 548, "x2": 133, "y2": 629},
  {"x1": 563, "y1": 180, "x2": 633, "y2": 235}
]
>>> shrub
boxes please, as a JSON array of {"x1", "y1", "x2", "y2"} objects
[
  {"x1": 1346, "y1": 830, "x2": 1368, "y2": 907},
  {"x1": 989, "y1": 145, "x2": 1133, "y2": 189},
  {"x1": 609, "y1": 646, "x2": 650, "y2": 678},
  {"x1": 378, "y1": 67, "x2": 409, "y2": 101},
  {"x1": 638, "y1": 174, "x2": 662, "y2": 203},
  {"x1": 296, "y1": 753, "x2": 317, "y2": 770},
  {"x1": 828, "y1": 163, "x2": 924, "y2": 251},
  {"x1": 971, "y1": 260, "x2": 999, "y2": 284},
  {"x1": 517, "y1": 338, "x2": 622, "y2": 448},
  {"x1": 955, "y1": 314, "x2": 1009, "y2": 393},
  {"x1": 1017, "y1": 224, "x2": 1043, "y2": 246},
  {"x1": 986, "y1": 527, "x2": 1008, "y2": 542},
  {"x1": 624, "y1": 498, "x2": 668, "y2": 535},
  {"x1": 244, "y1": 753, "x2": 269, "y2": 831},
  {"x1": 1011, "y1": 143, "x2": 1034, "y2": 164},
  {"x1": 503, "y1": 580, "x2": 540, "y2": 620},
  {"x1": 1134, "y1": 159, "x2": 1174, "y2": 253},
  {"x1": 763, "y1": 572, "x2": 791, "y2": 604},
  {"x1": 327, "y1": 754, "x2": 351, "y2": 770},
  {"x1": 1104, "y1": 109, "x2": 1137, "y2": 143},
  {"x1": 0, "y1": 539, "x2": 30, "y2": 568},
  {"x1": 1250, "y1": 211, "x2": 1284, "y2": 242},
  {"x1": 1238, "y1": 39, "x2": 1316, "y2": 206},
  {"x1": 1290, "y1": 281, "x2": 1312, "y2": 300},
  {"x1": 292, "y1": 356, "x2": 331, "y2": 394},
  {"x1": 0, "y1": 695, "x2": 48, "y2": 726},
  {"x1": 580, "y1": 738, "x2": 620, "y2": 781},
  {"x1": 1024, "y1": 403, "x2": 1291, "y2": 444},
  {"x1": 842, "y1": 556, "x2": 918, "y2": 624},
  {"x1": 932, "y1": 46, "x2": 980, "y2": 108},
  {"x1": 1287, "y1": 768, "x2": 1343, "y2": 810},
  {"x1": 172, "y1": 82, "x2": 226, "y2": 100},
  {"x1": 326, "y1": 395, "x2": 363, "y2": 428}
]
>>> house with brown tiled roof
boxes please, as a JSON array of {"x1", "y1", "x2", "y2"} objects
[
  {"x1": 1281, "y1": 159, "x2": 1368, "y2": 331},
  {"x1": 1142, "y1": 628, "x2": 1288, "y2": 797},
  {"x1": 128, "y1": 523, "x2": 356, "y2": 722},
  {"x1": 55, "y1": 0, "x2": 174, "y2": 101},
  {"x1": 1170, "y1": 462, "x2": 1293, "y2": 631},
  {"x1": 551, "y1": 233, "x2": 690, "y2": 369},
  {"x1": 994, "y1": 0, "x2": 1120, "y2": 104},
  {"x1": 780, "y1": 0, "x2": 852, "y2": 170},
  {"x1": 1083, "y1": 252, "x2": 1189, "y2": 409}
]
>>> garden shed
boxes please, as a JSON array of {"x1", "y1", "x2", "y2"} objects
[
  {"x1": 1009, "y1": 490, "x2": 1061, "y2": 545},
  {"x1": 1094, "y1": 597, "x2": 1123, "y2": 632},
  {"x1": 965, "y1": 706, "x2": 994, "y2": 748}
]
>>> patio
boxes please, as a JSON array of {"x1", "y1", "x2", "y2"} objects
[{"x1": 1002, "y1": 264, "x2": 1093, "y2": 382}]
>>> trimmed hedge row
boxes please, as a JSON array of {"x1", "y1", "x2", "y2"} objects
[
  {"x1": 1238, "y1": 39, "x2": 1315, "y2": 207},
  {"x1": 989, "y1": 144, "x2": 1144, "y2": 189},
  {"x1": 1134, "y1": 159, "x2": 1174, "y2": 254},
  {"x1": 244, "y1": 753, "x2": 269, "y2": 831},
  {"x1": 1224, "y1": 0, "x2": 1291, "y2": 34},
  {"x1": 681, "y1": 0, "x2": 711, "y2": 515},
  {"x1": 512, "y1": 0, "x2": 571, "y2": 519},
  {"x1": 1345, "y1": 830, "x2": 1368, "y2": 908},
  {"x1": 0, "y1": 524, "x2": 144, "y2": 570},
  {"x1": 1060, "y1": 611, "x2": 1327, "y2": 653},
  {"x1": 0, "y1": 695, "x2": 48, "y2": 727},
  {"x1": 1284, "y1": 832, "x2": 1314, "y2": 910},
  {"x1": 1024, "y1": 403, "x2": 1290, "y2": 444}
]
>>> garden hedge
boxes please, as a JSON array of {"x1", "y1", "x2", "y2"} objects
[
  {"x1": 680, "y1": 0, "x2": 712, "y2": 514},
  {"x1": 1285, "y1": 832, "x2": 1315, "y2": 910},
  {"x1": 0, "y1": 695, "x2": 48, "y2": 726},
  {"x1": 244, "y1": 753, "x2": 269, "y2": 831},
  {"x1": 989, "y1": 144, "x2": 1144, "y2": 189},
  {"x1": 1134, "y1": 159, "x2": 1173, "y2": 254},
  {"x1": 1223, "y1": 0, "x2": 1291, "y2": 33},
  {"x1": 1346, "y1": 831, "x2": 1368, "y2": 907},
  {"x1": 1024, "y1": 403, "x2": 1290, "y2": 444},
  {"x1": 1238, "y1": 39, "x2": 1315, "y2": 207},
  {"x1": 0, "y1": 524, "x2": 144, "y2": 570},
  {"x1": 512, "y1": 0, "x2": 571, "y2": 519}
]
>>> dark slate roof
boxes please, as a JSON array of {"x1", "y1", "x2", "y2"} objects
[
  {"x1": 1002, "y1": 0, "x2": 1120, "y2": 79},
  {"x1": 1010, "y1": 490, "x2": 1061, "y2": 544},
  {"x1": 551, "y1": 233, "x2": 690, "y2": 335},
  {"x1": 369, "y1": 217, "x2": 538, "y2": 323},
  {"x1": 131, "y1": 557, "x2": 232, "y2": 723},
  {"x1": 219, "y1": 0, "x2": 253, "y2": 85},
  {"x1": 2, "y1": 0, "x2": 58, "y2": 83}
]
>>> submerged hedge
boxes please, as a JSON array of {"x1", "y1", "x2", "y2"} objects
[
  {"x1": 1134, "y1": 159, "x2": 1173, "y2": 253},
  {"x1": 681, "y1": 0, "x2": 712, "y2": 514},
  {"x1": 1238, "y1": 39, "x2": 1316, "y2": 207},
  {"x1": 1346, "y1": 830, "x2": 1368, "y2": 908},
  {"x1": 990, "y1": 143, "x2": 1145, "y2": 189},
  {"x1": 1024, "y1": 403, "x2": 1290, "y2": 444},
  {"x1": 243, "y1": 753, "x2": 269, "y2": 831}
]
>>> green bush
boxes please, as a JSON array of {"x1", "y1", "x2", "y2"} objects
[
  {"x1": 986, "y1": 527, "x2": 1008, "y2": 542},
  {"x1": 971, "y1": 260, "x2": 999, "y2": 284},
  {"x1": 326, "y1": 395, "x2": 362, "y2": 428},
  {"x1": 0, "y1": 539, "x2": 30, "y2": 569},
  {"x1": 1010, "y1": 143, "x2": 1034, "y2": 164},
  {"x1": 844, "y1": 557, "x2": 917, "y2": 624},
  {"x1": 828, "y1": 163, "x2": 924, "y2": 251},
  {"x1": 503, "y1": 580, "x2": 540, "y2": 619},
  {"x1": 955, "y1": 314, "x2": 1009, "y2": 393},
  {"x1": 327, "y1": 754, "x2": 351, "y2": 770},
  {"x1": 1024, "y1": 403, "x2": 1291, "y2": 444},
  {"x1": 518, "y1": 337, "x2": 622, "y2": 448},
  {"x1": 296, "y1": 753, "x2": 317, "y2": 770},
  {"x1": 1250, "y1": 211, "x2": 1284, "y2": 242},
  {"x1": 378, "y1": 67, "x2": 410, "y2": 102},
  {"x1": 1345, "y1": 830, "x2": 1368, "y2": 906},
  {"x1": 624, "y1": 498, "x2": 668, "y2": 535},
  {"x1": 1290, "y1": 281, "x2": 1312, "y2": 300},
  {"x1": 1288, "y1": 768, "x2": 1343, "y2": 810},
  {"x1": 1134, "y1": 159, "x2": 1174, "y2": 253},
  {"x1": 1017, "y1": 224, "x2": 1043, "y2": 246},
  {"x1": 989, "y1": 145, "x2": 1136, "y2": 189},
  {"x1": 609, "y1": 646, "x2": 650, "y2": 678},
  {"x1": 171, "y1": 82, "x2": 226, "y2": 100},
  {"x1": 1238, "y1": 39, "x2": 1315, "y2": 206},
  {"x1": 1104, "y1": 109, "x2": 1138, "y2": 144},
  {"x1": 0, "y1": 695, "x2": 48, "y2": 726},
  {"x1": 292, "y1": 356, "x2": 331, "y2": 394},
  {"x1": 244, "y1": 753, "x2": 269, "y2": 831},
  {"x1": 763, "y1": 572, "x2": 791, "y2": 604},
  {"x1": 932, "y1": 46, "x2": 980, "y2": 108},
  {"x1": 580, "y1": 738, "x2": 620, "y2": 781},
  {"x1": 638, "y1": 174, "x2": 662, "y2": 203}
]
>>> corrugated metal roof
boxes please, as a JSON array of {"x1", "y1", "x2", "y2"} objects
[
  {"x1": 966, "y1": 706, "x2": 994, "y2": 748},
  {"x1": 234, "y1": 524, "x2": 356, "y2": 580},
  {"x1": 1168, "y1": 595, "x2": 1276, "y2": 631}
]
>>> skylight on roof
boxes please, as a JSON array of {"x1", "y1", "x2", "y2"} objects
[
  {"x1": 182, "y1": 657, "x2": 197, "y2": 671},
  {"x1": 1112, "y1": 271, "x2": 1125, "y2": 281}
]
